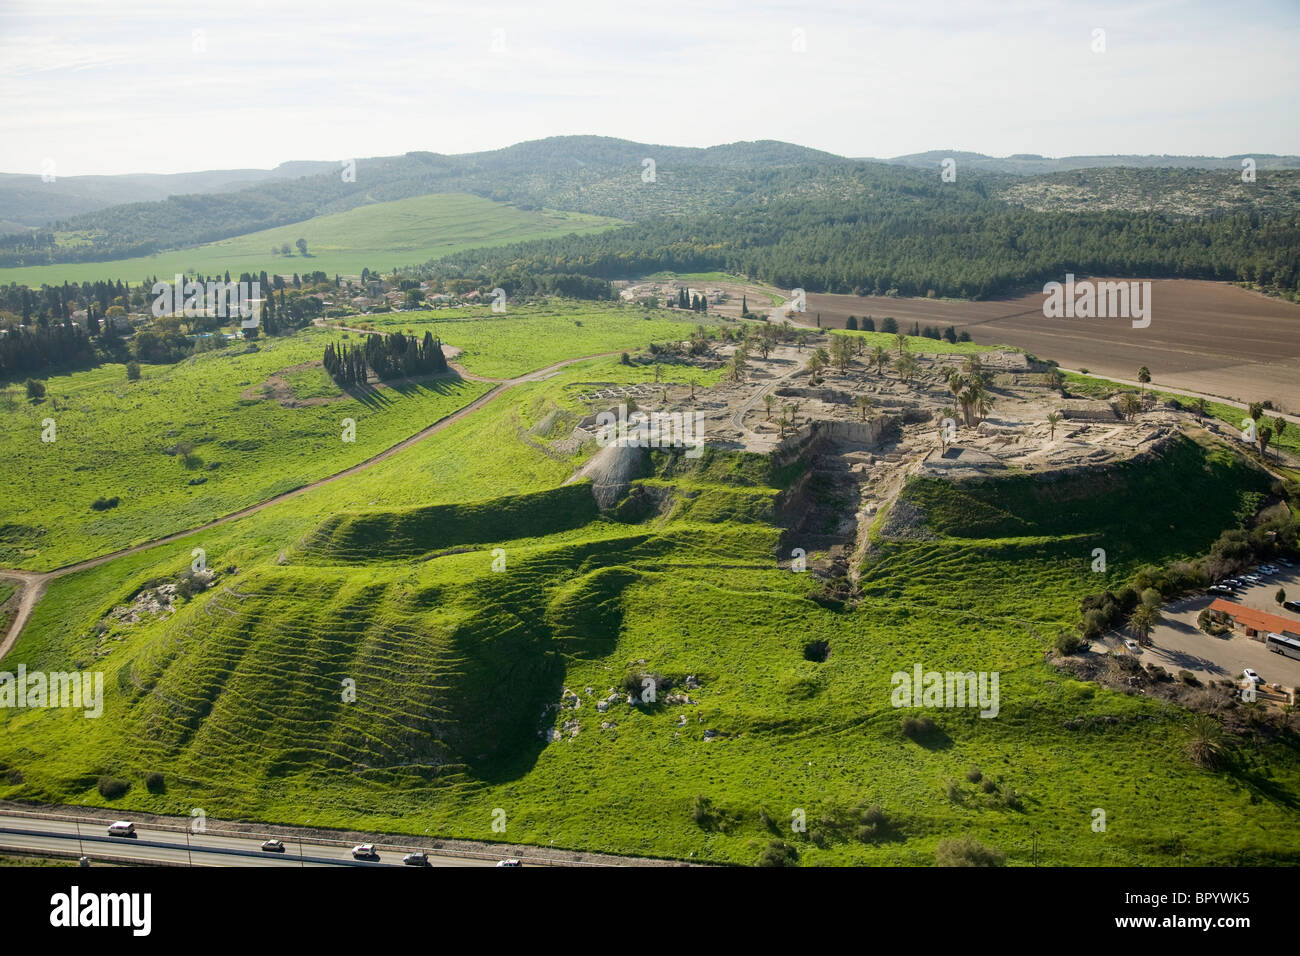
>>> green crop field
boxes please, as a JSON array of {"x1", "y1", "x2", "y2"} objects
[
  {"x1": 0, "y1": 193, "x2": 621, "y2": 287},
  {"x1": 2, "y1": 334, "x2": 1296, "y2": 866}
]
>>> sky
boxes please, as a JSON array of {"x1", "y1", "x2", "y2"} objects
[{"x1": 1, "y1": 0, "x2": 1298, "y2": 177}]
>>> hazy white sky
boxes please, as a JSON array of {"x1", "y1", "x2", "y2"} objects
[{"x1": 1, "y1": 0, "x2": 1298, "y2": 176}]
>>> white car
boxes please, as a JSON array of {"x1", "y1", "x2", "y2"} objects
[
  {"x1": 1123, "y1": 639, "x2": 1141, "y2": 653},
  {"x1": 1242, "y1": 668, "x2": 1262, "y2": 685},
  {"x1": 496, "y1": 858, "x2": 522, "y2": 867},
  {"x1": 351, "y1": 844, "x2": 379, "y2": 860}
]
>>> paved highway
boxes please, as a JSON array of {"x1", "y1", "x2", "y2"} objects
[{"x1": 0, "y1": 813, "x2": 498, "y2": 867}]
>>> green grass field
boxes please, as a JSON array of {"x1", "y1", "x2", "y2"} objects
[
  {"x1": 2, "y1": 344, "x2": 1296, "y2": 866},
  {"x1": 335, "y1": 301, "x2": 704, "y2": 379},
  {"x1": 0, "y1": 193, "x2": 621, "y2": 287},
  {"x1": 830, "y1": 328, "x2": 999, "y2": 357},
  {"x1": 0, "y1": 302, "x2": 710, "y2": 570}
]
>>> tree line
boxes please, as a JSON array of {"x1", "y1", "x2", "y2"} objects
[{"x1": 323, "y1": 331, "x2": 447, "y2": 386}]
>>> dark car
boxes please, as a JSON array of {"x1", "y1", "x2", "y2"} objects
[
  {"x1": 261, "y1": 839, "x2": 286, "y2": 852},
  {"x1": 403, "y1": 852, "x2": 429, "y2": 866}
]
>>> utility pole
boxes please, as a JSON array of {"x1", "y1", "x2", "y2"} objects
[{"x1": 185, "y1": 826, "x2": 193, "y2": 867}]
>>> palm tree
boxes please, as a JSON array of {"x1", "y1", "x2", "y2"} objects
[
  {"x1": 1258, "y1": 425, "x2": 1273, "y2": 458},
  {"x1": 895, "y1": 332, "x2": 908, "y2": 355},
  {"x1": 1129, "y1": 603, "x2": 1160, "y2": 646},
  {"x1": 1194, "y1": 397, "x2": 1208, "y2": 422},
  {"x1": 728, "y1": 352, "x2": 747, "y2": 383},
  {"x1": 871, "y1": 346, "x2": 889, "y2": 375},
  {"x1": 1046, "y1": 412, "x2": 1062, "y2": 440},
  {"x1": 894, "y1": 353, "x2": 920, "y2": 384},
  {"x1": 1184, "y1": 713, "x2": 1227, "y2": 769},
  {"x1": 855, "y1": 394, "x2": 874, "y2": 421},
  {"x1": 764, "y1": 394, "x2": 774, "y2": 420},
  {"x1": 1137, "y1": 366, "x2": 1151, "y2": 394},
  {"x1": 1271, "y1": 416, "x2": 1287, "y2": 447},
  {"x1": 1118, "y1": 393, "x2": 1142, "y2": 420}
]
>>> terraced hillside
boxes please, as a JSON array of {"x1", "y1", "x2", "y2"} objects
[{"x1": 2, "y1": 376, "x2": 1297, "y2": 865}]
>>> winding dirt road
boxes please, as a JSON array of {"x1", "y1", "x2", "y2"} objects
[{"x1": 0, "y1": 350, "x2": 622, "y2": 662}]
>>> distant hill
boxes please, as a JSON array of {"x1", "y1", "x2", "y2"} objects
[
  {"x1": 878, "y1": 150, "x2": 1300, "y2": 175},
  {"x1": 0, "y1": 161, "x2": 338, "y2": 227}
]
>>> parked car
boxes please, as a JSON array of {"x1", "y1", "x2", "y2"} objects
[
  {"x1": 1283, "y1": 600, "x2": 1300, "y2": 613},
  {"x1": 1209, "y1": 585, "x2": 1233, "y2": 595},
  {"x1": 1242, "y1": 668, "x2": 1262, "y2": 685},
  {"x1": 107, "y1": 821, "x2": 136, "y2": 838},
  {"x1": 1123, "y1": 639, "x2": 1141, "y2": 654},
  {"x1": 351, "y1": 844, "x2": 379, "y2": 860},
  {"x1": 402, "y1": 852, "x2": 429, "y2": 867},
  {"x1": 261, "y1": 839, "x2": 286, "y2": 852},
  {"x1": 496, "y1": 858, "x2": 522, "y2": 867},
  {"x1": 1278, "y1": 557, "x2": 1294, "y2": 568},
  {"x1": 1243, "y1": 574, "x2": 1263, "y2": 584}
]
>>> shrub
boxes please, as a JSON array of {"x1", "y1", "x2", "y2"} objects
[
  {"x1": 965, "y1": 767, "x2": 983, "y2": 783},
  {"x1": 24, "y1": 378, "x2": 45, "y2": 401},
  {"x1": 126, "y1": 362, "x2": 141, "y2": 381},
  {"x1": 145, "y1": 772, "x2": 165, "y2": 793},
  {"x1": 935, "y1": 835, "x2": 1006, "y2": 867},
  {"x1": 757, "y1": 840, "x2": 798, "y2": 866},
  {"x1": 90, "y1": 496, "x2": 120, "y2": 511},
  {"x1": 97, "y1": 776, "x2": 129, "y2": 799},
  {"x1": 691, "y1": 794, "x2": 714, "y2": 827},
  {"x1": 900, "y1": 714, "x2": 936, "y2": 739},
  {"x1": 980, "y1": 777, "x2": 998, "y2": 793},
  {"x1": 1054, "y1": 630, "x2": 1083, "y2": 654}
]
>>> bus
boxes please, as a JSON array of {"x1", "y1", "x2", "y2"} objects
[{"x1": 1265, "y1": 633, "x2": 1300, "y2": 661}]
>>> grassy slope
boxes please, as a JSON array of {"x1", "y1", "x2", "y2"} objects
[
  {"x1": 0, "y1": 193, "x2": 620, "y2": 286},
  {"x1": 338, "y1": 301, "x2": 702, "y2": 379},
  {"x1": 2, "y1": 359, "x2": 1296, "y2": 866},
  {"x1": 0, "y1": 304, "x2": 711, "y2": 570}
]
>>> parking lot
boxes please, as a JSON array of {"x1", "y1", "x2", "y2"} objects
[{"x1": 1099, "y1": 564, "x2": 1300, "y2": 695}]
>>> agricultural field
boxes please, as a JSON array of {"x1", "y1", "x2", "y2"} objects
[
  {"x1": 0, "y1": 193, "x2": 621, "y2": 287},
  {"x1": 796, "y1": 280, "x2": 1300, "y2": 410},
  {"x1": 2, "y1": 348, "x2": 1295, "y2": 866}
]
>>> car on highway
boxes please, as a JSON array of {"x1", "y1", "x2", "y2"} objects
[
  {"x1": 107, "y1": 821, "x2": 136, "y2": 837},
  {"x1": 351, "y1": 843, "x2": 379, "y2": 860},
  {"x1": 261, "y1": 839, "x2": 286, "y2": 852},
  {"x1": 1242, "y1": 668, "x2": 1262, "y2": 685},
  {"x1": 496, "y1": 858, "x2": 522, "y2": 867},
  {"x1": 402, "y1": 851, "x2": 429, "y2": 866}
]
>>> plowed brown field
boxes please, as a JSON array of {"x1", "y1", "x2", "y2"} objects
[{"x1": 801, "y1": 280, "x2": 1300, "y2": 410}]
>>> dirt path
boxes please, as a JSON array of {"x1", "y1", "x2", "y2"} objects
[{"x1": 0, "y1": 349, "x2": 623, "y2": 662}]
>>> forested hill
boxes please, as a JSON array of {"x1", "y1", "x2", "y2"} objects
[
  {"x1": 413, "y1": 164, "x2": 1300, "y2": 300},
  {"x1": 0, "y1": 138, "x2": 845, "y2": 267},
  {"x1": 4, "y1": 137, "x2": 1300, "y2": 301}
]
